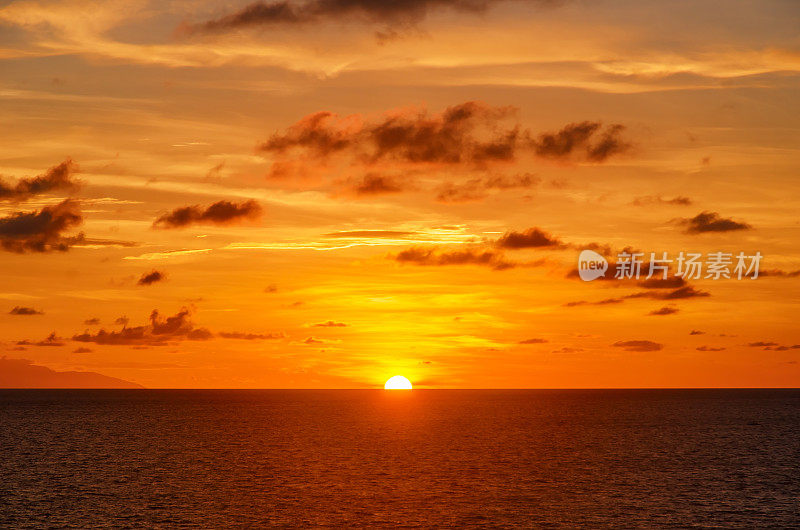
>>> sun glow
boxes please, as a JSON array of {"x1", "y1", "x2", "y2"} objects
[{"x1": 384, "y1": 375, "x2": 412, "y2": 390}]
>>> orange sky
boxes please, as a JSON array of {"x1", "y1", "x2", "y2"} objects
[{"x1": 0, "y1": 0, "x2": 798, "y2": 388}]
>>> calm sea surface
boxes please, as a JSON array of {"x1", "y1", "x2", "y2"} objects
[{"x1": 1, "y1": 389, "x2": 798, "y2": 528}]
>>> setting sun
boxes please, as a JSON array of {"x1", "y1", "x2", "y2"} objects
[{"x1": 384, "y1": 376, "x2": 413, "y2": 390}]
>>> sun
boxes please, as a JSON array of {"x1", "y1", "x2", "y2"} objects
[{"x1": 384, "y1": 375, "x2": 412, "y2": 390}]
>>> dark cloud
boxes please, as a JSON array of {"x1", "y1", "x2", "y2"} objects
[
  {"x1": 17, "y1": 332, "x2": 65, "y2": 347},
  {"x1": 392, "y1": 246, "x2": 515, "y2": 270},
  {"x1": 648, "y1": 306, "x2": 679, "y2": 316},
  {"x1": 623, "y1": 286, "x2": 709, "y2": 300},
  {"x1": 137, "y1": 270, "x2": 166, "y2": 286},
  {"x1": 689, "y1": 330, "x2": 705, "y2": 335},
  {"x1": 495, "y1": 227, "x2": 563, "y2": 249},
  {"x1": 303, "y1": 336, "x2": 324, "y2": 344},
  {"x1": 348, "y1": 174, "x2": 406, "y2": 195},
  {"x1": 264, "y1": 284, "x2": 278, "y2": 293},
  {"x1": 114, "y1": 316, "x2": 129, "y2": 326},
  {"x1": 696, "y1": 346, "x2": 726, "y2": 351},
  {"x1": 552, "y1": 347, "x2": 583, "y2": 353},
  {"x1": 73, "y1": 308, "x2": 213, "y2": 346},
  {"x1": 261, "y1": 102, "x2": 520, "y2": 167},
  {"x1": 218, "y1": 331, "x2": 286, "y2": 340},
  {"x1": 596, "y1": 298, "x2": 624, "y2": 305},
  {"x1": 746, "y1": 341, "x2": 800, "y2": 351},
  {"x1": 436, "y1": 173, "x2": 538, "y2": 203},
  {"x1": 73, "y1": 347, "x2": 93, "y2": 353},
  {"x1": 759, "y1": 269, "x2": 800, "y2": 278},
  {"x1": 312, "y1": 321, "x2": 347, "y2": 327},
  {"x1": 518, "y1": 338, "x2": 548, "y2": 344},
  {"x1": 260, "y1": 102, "x2": 629, "y2": 184},
  {"x1": 0, "y1": 199, "x2": 83, "y2": 253},
  {"x1": 632, "y1": 195, "x2": 692, "y2": 206},
  {"x1": 565, "y1": 285, "x2": 708, "y2": 308},
  {"x1": 153, "y1": 200, "x2": 261, "y2": 229},
  {"x1": 9, "y1": 306, "x2": 43, "y2": 315},
  {"x1": 190, "y1": 0, "x2": 554, "y2": 34},
  {"x1": 530, "y1": 122, "x2": 630, "y2": 162},
  {"x1": 658, "y1": 286, "x2": 710, "y2": 300},
  {"x1": 0, "y1": 159, "x2": 79, "y2": 203},
  {"x1": 83, "y1": 318, "x2": 100, "y2": 325},
  {"x1": 679, "y1": 211, "x2": 751, "y2": 234},
  {"x1": 612, "y1": 340, "x2": 663, "y2": 352}
]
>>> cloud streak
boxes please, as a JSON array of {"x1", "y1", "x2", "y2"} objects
[{"x1": 153, "y1": 200, "x2": 262, "y2": 229}]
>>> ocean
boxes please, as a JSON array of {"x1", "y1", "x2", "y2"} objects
[{"x1": 1, "y1": 389, "x2": 798, "y2": 528}]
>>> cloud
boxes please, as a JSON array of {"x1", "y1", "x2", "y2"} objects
[
  {"x1": 637, "y1": 276, "x2": 686, "y2": 289},
  {"x1": 0, "y1": 159, "x2": 79, "y2": 203},
  {"x1": 696, "y1": 346, "x2": 726, "y2": 351},
  {"x1": 0, "y1": 199, "x2": 84, "y2": 253},
  {"x1": 759, "y1": 268, "x2": 800, "y2": 278},
  {"x1": 625, "y1": 286, "x2": 710, "y2": 300},
  {"x1": 0, "y1": 358, "x2": 142, "y2": 389},
  {"x1": 346, "y1": 173, "x2": 406, "y2": 196},
  {"x1": 436, "y1": 173, "x2": 538, "y2": 203},
  {"x1": 259, "y1": 103, "x2": 630, "y2": 189},
  {"x1": 392, "y1": 246, "x2": 515, "y2": 270},
  {"x1": 153, "y1": 200, "x2": 261, "y2": 229},
  {"x1": 518, "y1": 338, "x2": 548, "y2": 344},
  {"x1": 261, "y1": 102, "x2": 520, "y2": 168},
  {"x1": 83, "y1": 318, "x2": 100, "y2": 325},
  {"x1": 312, "y1": 321, "x2": 347, "y2": 327},
  {"x1": 73, "y1": 347, "x2": 93, "y2": 353},
  {"x1": 9, "y1": 306, "x2": 43, "y2": 315},
  {"x1": 303, "y1": 336, "x2": 324, "y2": 344},
  {"x1": 190, "y1": 0, "x2": 542, "y2": 34},
  {"x1": 218, "y1": 331, "x2": 286, "y2": 340},
  {"x1": 689, "y1": 330, "x2": 705, "y2": 335},
  {"x1": 612, "y1": 340, "x2": 663, "y2": 352},
  {"x1": 495, "y1": 227, "x2": 563, "y2": 249},
  {"x1": 264, "y1": 284, "x2": 278, "y2": 293},
  {"x1": 72, "y1": 308, "x2": 213, "y2": 346},
  {"x1": 679, "y1": 211, "x2": 751, "y2": 234},
  {"x1": 565, "y1": 284, "x2": 709, "y2": 308},
  {"x1": 648, "y1": 306, "x2": 679, "y2": 316},
  {"x1": 137, "y1": 270, "x2": 166, "y2": 286},
  {"x1": 658, "y1": 286, "x2": 709, "y2": 300},
  {"x1": 632, "y1": 195, "x2": 692, "y2": 206},
  {"x1": 530, "y1": 122, "x2": 630, "y2": 162},
  {"x1": 17, "y1": 332, "x2": 65, "y2": 347},
  {"x1": 746, "y1": 341, "x2": 800, "y2": 351},
  {"x1": 763, "y1": 344, "x2": 800, "y2": 351},
  {"x1": 552, "y1": 347, "x2": 583, "y2": 353}
]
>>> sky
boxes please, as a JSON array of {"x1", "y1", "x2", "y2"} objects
[{"x1": 0, "y1": 0, "x2": 798, "y2": 388}]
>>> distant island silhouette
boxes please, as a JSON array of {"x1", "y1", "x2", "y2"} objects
[{"x1": 0, "y1": 357, "x2": 143, "y2": 389}]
